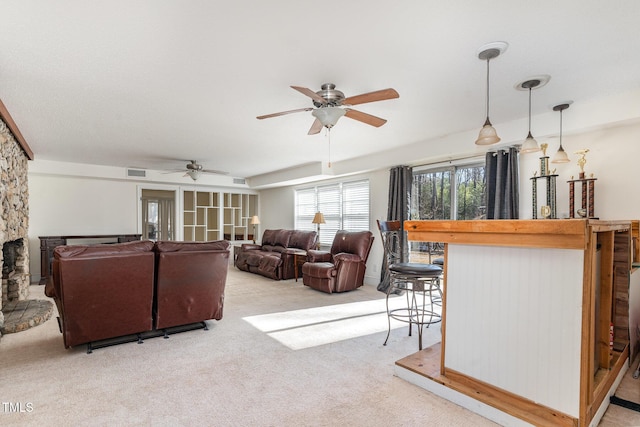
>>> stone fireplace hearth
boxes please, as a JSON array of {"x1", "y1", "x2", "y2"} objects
[{"x1": 0, "y1": 111, "x2": 52, "y2": 339}]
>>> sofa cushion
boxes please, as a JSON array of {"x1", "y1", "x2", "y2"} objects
[
  {"x1": 273, "y1": 229, "x2": 291, "y2": 248},
  {"x1": 259, "y1": 254, "x2": 282, "y2": 271},
  {"x1": 261, "y1": 229, "x2": 279, "y2": 246},
  {"x1": 54, "y1": 240, "x2": 155, "y2": 258},
  {"x1": 289, "y1": 230, "x2": 317, "y2": 250},
  {"x1": 246, "y1": 252, "x2": 263, "y2": 267},
  {"x1": 154, "y1": 240, "x2": 229, "y2": 253}
]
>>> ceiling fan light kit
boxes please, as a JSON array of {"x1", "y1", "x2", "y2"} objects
[
  {"x1": 257, "y1": 83, "x2": 399, "y2": 135},
  {"x1": 474, "y1": 42, "x2": 508, "y2": 146},
  {"x1": 311, "y1": 107, "x2": 346, "y2": 128}
]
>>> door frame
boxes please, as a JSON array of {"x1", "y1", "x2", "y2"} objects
[{"x1": 137, "y1": 184, "x2": 181, "y2": 241}]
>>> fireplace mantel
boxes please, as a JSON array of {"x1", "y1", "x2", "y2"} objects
[{"x1": 0, "y1": 98, "x2": 33, "y2": 160}]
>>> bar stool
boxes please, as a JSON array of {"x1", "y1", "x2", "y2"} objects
[{"x1": 377, "y1": 220, "x2": 443, "y2": 350}]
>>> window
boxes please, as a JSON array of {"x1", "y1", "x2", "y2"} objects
[
  {"x1": 411, "y1": 162, "x2": 485, "y2": 220},
  {"x1": 410, "y1": 162, "x2": 485, "y2": 261},
  {"x1": 295, "y1": 180, "x2": 370, "y2": 247}
]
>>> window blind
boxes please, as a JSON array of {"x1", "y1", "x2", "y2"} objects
[{"x1": 295, "y1": 179, "x2": 369, "y2": 247}]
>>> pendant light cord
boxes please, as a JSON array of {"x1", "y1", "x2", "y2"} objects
[
  {"x1": 559, "y1": 109, "x2": 564, "y2": 148},
  {"x1": 528, "y1": 88, "x2": 532, "y2": 134},
  {"x1": 485, "y1": 58, "x2": 490, "y2": 118}
]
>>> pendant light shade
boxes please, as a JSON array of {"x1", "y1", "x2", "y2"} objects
[
  {"x1": 475, "y1": 43, "x2": 507, "y2": 146},
  {"x1": 551, "y1": 103, "x2": 572, "y2": 164}
]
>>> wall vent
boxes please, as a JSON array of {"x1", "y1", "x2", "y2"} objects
[
  {"x1": 127, "y1": 168, "x2": 147, "y2": 178},
  {"x1": 233, "y1": 178, "x2": 246, "y2": 185}
]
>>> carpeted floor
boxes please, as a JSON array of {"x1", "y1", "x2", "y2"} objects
[{"x1": 1, "y1": 268, "x2": 637, "y2": 426}]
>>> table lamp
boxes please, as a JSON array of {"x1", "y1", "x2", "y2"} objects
[
  {"x1": 312, "y1": 212, "x2": 325, "y2": 249},
  {"x1": 250, "y1": 215, "x2": 260, "y2": 243}
]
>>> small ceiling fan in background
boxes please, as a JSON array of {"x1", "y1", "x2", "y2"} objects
[
  {"x1": 164, "y1": 160, "x2": 228, "y2": 181},
  {"x1": 257, "y1": 83, "x2": 399, "y2": 135}
]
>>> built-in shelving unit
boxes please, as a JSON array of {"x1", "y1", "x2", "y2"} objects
[
  {"x1": 183, "y1": 190, "x2": 257, "y2": 242},
  {"x1": 223, "y1": 193, "x2": 257, "y2": 241}
]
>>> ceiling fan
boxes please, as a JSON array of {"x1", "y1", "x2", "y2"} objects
[
  {"x1": 257, "y1": 83, "x2": 399, "y2": 135},
  {"x1": 166, "y1": 160, "x2": 228, "y2": 181}
]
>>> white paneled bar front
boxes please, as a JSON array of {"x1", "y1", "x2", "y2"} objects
[{"x1": 400, "y1": 219, "x2": 633, "y2": 427}]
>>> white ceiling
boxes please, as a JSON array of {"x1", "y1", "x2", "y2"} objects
[{"x1": 2, "y1": 1, "x2": 640, "y2": 184}]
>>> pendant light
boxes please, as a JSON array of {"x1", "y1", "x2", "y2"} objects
[
  {"x1": 475, "y1": 42, "x2": 507, "y2": 146},
  {"x1": 516, "y1": 75, "x2": 550, "y2": 154},
  {"x1": 518, "y1": 79, "x2": 541, "y2": 153},
  {"x1": 551, "y1": 102, "x2": 572, "y2": 163}
]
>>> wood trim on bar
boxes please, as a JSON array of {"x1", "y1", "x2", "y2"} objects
[
  {"x1": 405, "y1": 219, "x2": 590, "y2": 250},
  {"x1": 0, "y1": 98, "x2": 34, "y2": 160},
  {"x1": 443, "y1": 369, "x2": 578, "y2": 427}
]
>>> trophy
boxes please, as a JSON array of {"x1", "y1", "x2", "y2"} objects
[
  {"x1": 530, "y1": 143, "x2": 557, "y2": 219},
  {"x1": 568, "y1": 149, "x2": 597, "y2": 218}
]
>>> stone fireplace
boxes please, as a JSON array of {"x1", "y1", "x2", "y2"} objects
[
  {"x1": 0, "y1": 113, "x2": 38, "y2": 338},
  {"x1": 2, "y1": 238, "x2": 29, "y2": 303}
]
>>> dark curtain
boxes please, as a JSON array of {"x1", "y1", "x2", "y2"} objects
[
  {"x1": 378, "y1": 165, "x2": 412, "y2": 293},
  {"x1": 485, "y1": 147, "x2": 519, "y2": 219}
]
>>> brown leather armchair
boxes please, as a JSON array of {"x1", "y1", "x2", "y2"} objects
[{"x1": 301, "y1": 230, "x2": 374, "y2": 293}]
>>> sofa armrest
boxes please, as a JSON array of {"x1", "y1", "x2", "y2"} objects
[
  {"x1": 333, "y1": 253, "x2": 363, "y2": 263},
  {"x1": 307, "y1": 250, "x2": 332, "y2": 263},
  {"x1": 240, "y1": 243, "x2": 261, "y2": 251}
]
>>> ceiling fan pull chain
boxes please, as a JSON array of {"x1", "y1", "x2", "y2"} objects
[{"x1": 327, "y1": 128, "x2": 332, "y2": 168}]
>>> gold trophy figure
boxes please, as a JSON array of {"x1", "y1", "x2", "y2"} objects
[{"x1": 575, "y1": 149, "x2": 589, "y2": 179}]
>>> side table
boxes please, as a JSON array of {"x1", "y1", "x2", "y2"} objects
[{"x1": 291, "y1": 250, "x2": 307, "y2": 282}]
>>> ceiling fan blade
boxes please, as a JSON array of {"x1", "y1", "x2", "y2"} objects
[
  {"x1": 344, "y1": 109, "x2": 387, "y2": 127},
  {"x1": 291, "y1": 86, "x2": 328, "y2": 105},
  {"x1": 343, "y1": 88, "x2": 399, "y2": 106},
  {"x1": 202, "y1": 169, "x2": 229, "y2": 175},
  {"x1": 257, "y1": 107, "x2": 313, "y2": 120},
  {"x1": 308, "y1": 118, "x2": 323, "y2": 135}
]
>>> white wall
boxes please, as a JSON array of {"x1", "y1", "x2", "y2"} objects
[{"x1": 519, "y1": 119, "x2": 640, "y2": 220}]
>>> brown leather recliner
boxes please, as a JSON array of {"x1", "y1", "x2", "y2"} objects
[
  {"x1": 235, "y1": 229, "x2": 317, "y2": 280},
  {"x1": 302, "y1": 230, "x2": 374, "y2": 293},
  {"x1": 45, "y1": 240, "x2": 156, "y2": 348},
  {"x1": 45, "y1": 239, "x2": 231, "y2": 350},
  {"x1": 154, "y1": 240, "x2": 230, "y2": 329}
]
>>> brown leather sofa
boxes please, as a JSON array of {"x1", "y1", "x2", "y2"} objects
[
  {"x1": 302, "y1": 230, "x2": 374, "y2": 293},
  {"x1": 45, "y1": 239, "x2": 230, "y2": 349},
  {"x1": 154, "y1": 240, "x2": 229, "y2": 329},
  {"x1": 235, "y1": 229, "x2": 317, "y2": 280}
]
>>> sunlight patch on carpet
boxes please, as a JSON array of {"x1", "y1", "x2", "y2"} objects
[{"x1": 243, "y1": 296, "x2": 441, "y2": 350}]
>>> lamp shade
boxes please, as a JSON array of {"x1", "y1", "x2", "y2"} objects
[
  {"x1": 312, "y1": 212, "x2": 325, "y2": 224},
  {"x1": 551, "y1": 146, "x2": 570, "y2": 163},
  {"x1": 520, "y1": 132, "x2": 540, "y2": 153},
  {"x1": 475, "y1": 119, "x2": 501, "y2": 145},
  {"x1": 250, "y1": 215, "x2": 260, "y2": 225},
  {"x1": 311, "y1": 107, "x2": 346, "y2": 128}
]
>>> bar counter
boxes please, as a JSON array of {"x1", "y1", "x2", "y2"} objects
[{"x1": 396, "y1": 219, "x2": 633, "y2": 426}]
